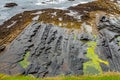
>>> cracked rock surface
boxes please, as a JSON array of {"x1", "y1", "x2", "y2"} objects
[
  {"x1": 0, "y1": 22, "x2": 90, "y2": 77},
  {"x1": 97, "y1": 16, "x2": 120, "y2": 72},
  {"x1": 0, "y1": 16, "x2": 120, "y2": 77}
]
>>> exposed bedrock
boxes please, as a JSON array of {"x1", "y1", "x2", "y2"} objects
[
  {"x1": 97, "y1": 16, "x2": 120, "y2": 72},
  {"x1": 0, "y1": 22, "x2": 90, "y2": 77},
  {"x1": 0, "y1": 16, "x2": 120, "y2": 77}
]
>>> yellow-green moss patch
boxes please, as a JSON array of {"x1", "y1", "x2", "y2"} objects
[
  {"x1": 19, "y1": 51, "x2": 30, "y2": 68},
  {"x1": 83, "y1": 41, "x2": 109, "y2": 75}
]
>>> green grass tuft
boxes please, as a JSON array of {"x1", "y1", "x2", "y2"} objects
[{"x1": 1, "y1": 72, "x2": 120, "y2": 80}]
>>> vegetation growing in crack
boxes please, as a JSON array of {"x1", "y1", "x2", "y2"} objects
[
  {"x1": 83, "y1": 41, "x2": 109, "y2": 75},
  {"x1": 73, "y1": 33, "x2": 77, "y2": 40},
  {"x1": 117, "y1": 36, "x2": 120, "y2": 46},
  {"x1": 19, "y1": 51, "x2": 30, "y2": 68}
]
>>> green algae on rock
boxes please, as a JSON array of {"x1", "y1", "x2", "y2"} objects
[
  {"x1": 19, "y1": 51, "x2": 30, "y2": 68},
  {"x1": 83, "y1": 41, "x2": 109, "y2": 75}
]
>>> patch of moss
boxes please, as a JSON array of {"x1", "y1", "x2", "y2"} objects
[
  {"x1": 83, "y1": 41, "x2": 109, "y2": 75},
  {"x1": 19, "y1": 51, "x2": 30, "y2": 68},
  {"x1": 73, "y1": 34, "x2": 77, "y2": 40},
  {"x1": 119, "y1": 42, "x2": 120, "y2": 46},
  {"x1": 117, "y1": 36, "x2": 120, "y2": 46}
]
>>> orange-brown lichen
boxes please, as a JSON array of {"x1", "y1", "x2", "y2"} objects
[{"x1": 37, "y1": 9, "x2": 82, "y2": 29}]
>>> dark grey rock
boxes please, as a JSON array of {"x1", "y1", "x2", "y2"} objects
[
  {"x1": 79, "y1": 33, "x2": 93, "y2": 41},
  {"x1": 68, "y1": 0, "x2": 75, "y2": 1},
  {"x1": 97, "y1": 16, "x2": 120, "y2": 72},
  {"x1": 1, "y1": 16, "x2": 120, "y2": 77},
  {"x1": 0, "y1": 22, "x2": 87, "y2": 77},
  {"x1": 0, "y1": 45, "x2": 6, "y2": 52},
  {"x1": 4, "y1": 3, "x2": 18, "y2": 7}
]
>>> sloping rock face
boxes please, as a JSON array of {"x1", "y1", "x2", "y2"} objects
[
  {"x1": 0, "y1": 22, "x2": 89, "y2": 77},
  {"x1": 0, "y1": 0, "x2": 119, "y2": 49},
  {"x1": 0, "y1": 16, "x2": 120, "y2": 77},
  {"x1": 98, "y1": 16, "x2": 120, "y2": 72},
  {"x1": 0, "y1": 0, "x2": 120, "y2": 77}
]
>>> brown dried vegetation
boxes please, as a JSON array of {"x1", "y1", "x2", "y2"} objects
[{"x1": 0, "y1": 0, "x2": 120, "y2": 48}]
